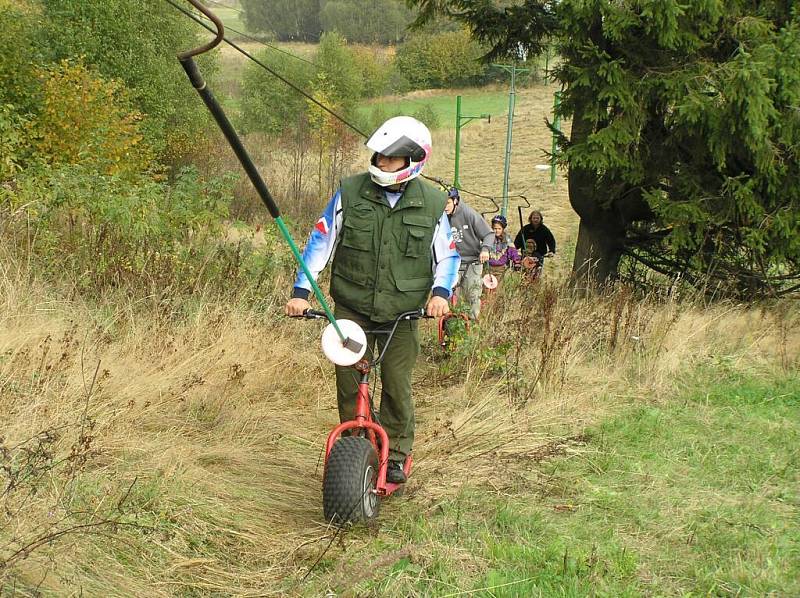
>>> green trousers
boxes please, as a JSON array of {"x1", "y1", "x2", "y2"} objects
[{"x1": 334, "y1": 304, "x2": 420, "y2": 461}]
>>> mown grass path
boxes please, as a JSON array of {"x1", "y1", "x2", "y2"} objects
[{"x1": 314, "y1": 373, "x2": 799, "y2": 596}]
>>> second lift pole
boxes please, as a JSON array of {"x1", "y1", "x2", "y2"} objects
[
  {"x1": 454, "y1": 95, "x2": 490, "y2": 189},
  {"x1": 493, "y1": 63, "x2": 529, "y2": 217}
]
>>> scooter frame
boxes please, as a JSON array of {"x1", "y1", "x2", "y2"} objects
[{"x1": 295, "y1": 309, "x2": 427, "y2": 500}]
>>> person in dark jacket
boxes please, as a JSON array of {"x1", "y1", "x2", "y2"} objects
[
  {"x1": 514, "y1": 210, "x2": 556, "y2": 260},
  {"x1": 285, "y1": 116, "x2": 460, "y2": 484}
]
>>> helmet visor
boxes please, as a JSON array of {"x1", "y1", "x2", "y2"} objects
[{"x1": 372, "y1": 135, "x2": 426, "y2": 162}]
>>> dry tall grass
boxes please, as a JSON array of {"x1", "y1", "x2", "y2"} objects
[
  {"x1": 2, "y1": 81, "x2": 797, "y2": 594},
  {"x1": 2, "y1": 254, "x2": 795, "y2": 594}
]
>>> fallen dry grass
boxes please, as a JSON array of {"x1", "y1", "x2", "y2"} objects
[
  {"x1": 2, "y1": 80, "x2": 797, "y2": 594},
  {"x1": 2, "y1": 260, "x2": 795, "y2": 594}
]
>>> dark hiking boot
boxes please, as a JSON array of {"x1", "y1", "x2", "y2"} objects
[{"x1": 386, "y1": 460, "x2": 407, "y2": 484}]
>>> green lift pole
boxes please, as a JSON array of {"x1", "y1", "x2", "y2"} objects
[
  {"x1": 454, "y1": 95, "x2": 490, "y2": 189},
  {"x1": 492, "y1": 64, "x2": 529, "y2": 217},
  {"x1": 550, "y1": 91, "x2": 562, "y2": 185},
  {"x1": 544, "y1": 46, "x2": 551, "y2": 85}
]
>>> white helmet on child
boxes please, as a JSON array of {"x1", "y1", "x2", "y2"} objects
[{"x1": 366, "y1": 116, "x2": 432, "y2": 187}]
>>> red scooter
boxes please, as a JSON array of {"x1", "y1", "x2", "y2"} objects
[{"x1": 293, "y1": 309, "x2": 429, "y2": 524}]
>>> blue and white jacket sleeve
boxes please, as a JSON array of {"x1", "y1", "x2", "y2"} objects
[
  {"x1": 291, "y1": 190, "x2": 343, "y2": 300},
  {"x1": 431, "y1": 212, "x2": 460, "y2": 299}
]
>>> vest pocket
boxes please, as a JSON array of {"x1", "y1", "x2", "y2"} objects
[
  {"x1": 402, "y1": 214, "x2": 434, "y2": 257},
  {"x1": 341, "y1": 219, "x2": 372, "y2": 251},
  {"x1": 395, "y1": 277, "x2": 431, "y2": 291},
  {"x1": 404, "y1": 228, "x2": 427, "y2": 257}
]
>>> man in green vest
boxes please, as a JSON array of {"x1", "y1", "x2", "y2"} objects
[{"x1": 285, "y1": 116, "x2": 461, "y2": 484}]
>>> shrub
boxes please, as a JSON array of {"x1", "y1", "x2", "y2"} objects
[
  {"x1": 358, "y1": 105, "x2": 402, "y2": 138},
  {"x1": 239, "y1": 48, "x2": 314, "y2": 136},
  {"x1": 2, "y1": 165, "x2": 230, "y2": 293},
  {"x1": 314, "y1": 32, "x2": 364, "y2": 116},
  {"x1": 411, "y1": 103, "x2": 441, "y2": 130},
  {"x1": 34, "y1": 61, "x2": 154, "y2": 178},
  {"x1": 0, "y1": 1, "x2": 40, "y2": 112},
  {"x1": 0, "y1": 105, "x2": 34, "y2": 181},
  {"x1": 394, "y1": 29, "x2": 487, "y2": 89},
  {"x1": 351, "y1": 46, "x2": 393, "y2": 98},
  {"x1": 36, "y1": 0, "x2": 214, "y2": 162}
]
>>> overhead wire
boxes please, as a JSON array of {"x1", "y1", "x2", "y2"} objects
[
  {"x1": 164, "y1": 0, "x2": 368, "y2": 137},
  {"x1": 166, "y1": 0, "x2": 525, "y2": 205},
  {"x1": 203, "y1": 0, "x2": 246, "y2": 15},
  {"x1": 200, "y1": 0, "x2": 321, "y2": 69},
  {"x1": 188, "y1": 1, "x2": 443, "y2": 129},
  {"x1": 202, "y1": 0, "x2": 441, "y2": 118}
]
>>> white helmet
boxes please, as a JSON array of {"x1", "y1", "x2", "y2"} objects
[{"x1": 365, "y1": 116, "x2": 432, "y2": 187}]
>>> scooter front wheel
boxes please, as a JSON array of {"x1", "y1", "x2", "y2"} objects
[{"x1": 323, "y1": 436, "x2": 380, "y2": 525}]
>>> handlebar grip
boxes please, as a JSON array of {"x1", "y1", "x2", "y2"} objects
[
  {"x1": 288, "y1": 309, "x2": 328, "y2": 319},
  {"x1": 303, "y1": 309, "x2": 328, "y2": 319},
  {"x1": 402, "y1": 308, "x2": 433, "y2": 320}
]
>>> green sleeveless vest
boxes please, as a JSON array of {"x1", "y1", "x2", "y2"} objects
[{"x1": 330, "y1": 173, "x2": 447, "y2": 322}]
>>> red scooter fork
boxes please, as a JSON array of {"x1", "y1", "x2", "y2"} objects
[{"x1": 324, "y1": 382, "x2": 392, "y2": 493}]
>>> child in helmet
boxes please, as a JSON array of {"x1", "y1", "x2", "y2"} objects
[
  {"x1": 285, "y1": 116, "x2": 461, "y2": 484},
  {"x1": 487, "y1": 214, "x2": 521, "y2": 274},
  {"x1": 520, "y1": 238, "x2": 542, "y2": 280}
]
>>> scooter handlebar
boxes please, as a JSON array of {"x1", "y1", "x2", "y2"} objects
[
  {"x1": 288, "y1": 309, "x2": 328, "y2": 319},
  {"x1": 399, "y1": 308, "x2": 432, "y2": 320},
  {"x1": 291, "y1": 308, "x2": 432, "y2": 321}
]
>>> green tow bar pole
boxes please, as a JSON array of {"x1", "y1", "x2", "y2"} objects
[
  {"x1": 453, "y1": 95, "x2": 490, "y2": 189},
  {"x1": 175, "y1": 0, "x2": 359, "y2": 352},
  {"x1": 492, "y1": 63, "x2": 529, "y2": 218}
]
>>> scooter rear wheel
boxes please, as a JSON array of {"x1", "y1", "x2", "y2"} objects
[{"x1": 323, "y1": 436, "x2": 380, "y2": 525}]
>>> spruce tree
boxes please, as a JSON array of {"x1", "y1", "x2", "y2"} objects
[{"x1": 410, "y1": 0, "x2": 800, "y2": 298}]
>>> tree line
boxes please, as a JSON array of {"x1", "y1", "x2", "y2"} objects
[
  {"x1": 240, "y1": 0, "x2": 422, "y2": 44},
  {"x1": 237, "y1": 29, "x2": 499, "y2": 140}
]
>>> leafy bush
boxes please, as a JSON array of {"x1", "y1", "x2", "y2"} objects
[
  {"x1": 2, "y1": 165, "x2": 231, "y2": 293},
  {"x1": 314, "y1": 32, "x2": 364, "y2": 115},
  {"x1": 0, "y1": 1, "x2": 40, "y2": 112},
  {"x1": 358, "y1": 101, "x2": 442, "y2": 134},
  {"x1": 319, "y1": 0, "x2": 413, "y2": 44},
  {"x1": 359, "y1": 105, "x2": 402, "y2": 136},
  {"x1": 351, "y1": 46, "x2": 394, "y2": 98},
  {"x1": 394, "y1": 29, "x2": 487, "y2": 89},
  {"x1": 0, "y1": 105, "x2": 34, "y2": 181},
  {"x1": 239, "y1": 48, "x2": 314, "y2": 136},
  {"x1": 34, "y1": 61, "x2": 154, "y2": 178},
  {"x1": 411, "y1": 103, "x2": 441, "y2": 130},
  {"x1": 36, "y1": 0, "x2": 214, "y2": 162}
]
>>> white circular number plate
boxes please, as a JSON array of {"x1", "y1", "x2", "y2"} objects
[{"x1": 320, "y1": 319, "x2": 368, "y2": 366}]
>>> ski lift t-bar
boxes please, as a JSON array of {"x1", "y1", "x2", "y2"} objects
[{"x1": 175, "y1": 0, "x2": 361, "y2": 353}]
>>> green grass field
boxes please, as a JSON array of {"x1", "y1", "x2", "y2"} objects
[
  {"x1": 360, "y1": 90, "x2": 512, "y2": 130},
  {"x1": 306, "y1": 372, "x2": 800, "y2": 596}
]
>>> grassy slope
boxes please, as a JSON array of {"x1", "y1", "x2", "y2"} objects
[
  {"x1": 308, "y1": 373, "x2": 799, "y2": 596},
  {"x1": 3, "y1": 32, "x2": 799, "y2": 595}
]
